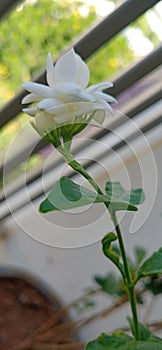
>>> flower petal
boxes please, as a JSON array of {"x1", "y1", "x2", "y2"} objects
[
  {"x1": 22, "y1": 93, "x2": 41, "y2": 104},
  {"x1": 35, "y1": 111, "x2": 56, "y2": 133},
  {"x1": 77, "y1": 91, "x2": 95, "y2": 102},
  {"x1": 54, "y1": 48, "x2": 78, "y2": 84},
  {"x1": 92, "y1": 110, "x2": 106, "y2": 124},
  {"x1": 38, "y1": 98, "x2": 60, "y2": 110},
  {"x1": 86, "y1": 82, "x2": 113, "y2": 93},
  {"x1": 46, "y1": 52, "x2": 55, "y2": 87},
  {"x1": 22, "y1": 82, "x2": 53, "y2": 98},
  {"x1": 94, "y1": 91, "x2": 116, "y2": 103},
  {"x1": 47, "y1": 101, "x2": 106, "y2": 119},
  {"x1": 53, "y1": 82, "x2": 81, "y2": 95},
  {"x1": 53, "y1": 102, "x2": 106, "y2": 124},
  {"x1": 22, "y1": 107, "x2": 37, "y2": 116},
  {"x1": 75, "y1": 53, "x2": 89, "y2": 88}
]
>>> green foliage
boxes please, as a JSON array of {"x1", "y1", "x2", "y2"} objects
[
  {"x1": 40, "y1": 178, "x2": 140, "y2": 213},
  {"x1": 39, "y1": 176, "x2": 109, "y2": 213},
  {"x1": 88, "y1": 35, "x2": 134, "y2": 85},
  {"x1": 0, "y1": 0, "x2": 96, "y2": 102},
  {"x1": 134, "y1": 246, "x2": 147, "y2": 266},
  {"x1": 85, "y1": 330, "x2": 162, "y2": 350},
  {"x1": 137, "y1": 248, "x2": 162, "y2": 281},
  {"x1": 94, "y1": 272, "x2": 125, "y2": 297},
  {"x1": 105, "y1": 181, "x2": 145, "y2": 212},
  {"x1": 105, "y1": 181, "x2": 145, "y2": 205},
  {"x1": 144, "y1": 275, "x2": 162, "y2": 296}
]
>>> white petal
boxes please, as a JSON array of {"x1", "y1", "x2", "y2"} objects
[
  {"x1": 47, "y1": 101, "x2": 105, "y2": 118},
  {"x1": 46, "y1": 52, "x2": 55, "y2": 87},
  {"x1": 94, "y1": 91, "x2": 116, "y2": 103},
  {"x1": 53, "y1": 102, "x2": 106, "y2": 124},
  {"x1": 77, "y1": 91, "x2": 95, "y2": 102},
  {"x1": 38, "y1": 98, "x2": 60, "y2": 110},
  {"x1": 54, "y1": 48, "x2": 78, "y2": 84},
  {"x1": 54, "y1": 114, "x2": 74, "y2": 124},
  {"x1": 93, "y1": 110, "x2": 106, "y2": 124},
  {"x1": 86, "y1": 82, "x2": 113, "y2": 93},
  {"x1": 75, "y1": 53, "x2": 89, "y2": 87},
  {"x1": 53, "y1": 82, "x2": 81, "y2": 95},
  {"x1": 22, "y1": 93, "x2": 41, "y2": 104},
  {"x1": 22, "y1": 82, "x2": 53, "y2": 98},
  {"x1": 22, "y1": 107, "x2": 37, "y2": 116},
  {"x1": 35, "y1": 111, "x2": 56, "y2": 133}
]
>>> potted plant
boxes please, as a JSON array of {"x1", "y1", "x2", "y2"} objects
[
  {"x1": 21, "y1": 48, "x2": 162, "y2": 349},
  {"x1": 0, "y1": 266, "x2": 82, "y2": 350}
]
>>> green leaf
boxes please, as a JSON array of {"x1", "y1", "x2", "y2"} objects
[
  {"x1": 134, "y1": 246, "x2": 147, "y2": 265},
  {"x1": 143, "y1": 275, "x2": 162, "y2": 295},
  {"x1": 85, "y1": 331, "x2": 162, "y2": 350},
  {"x1": 127, "y1": 317, "x2": 151, "y2": 341},
  {"x1": 102, "y1": 233, "x2": 125, "y2": 278},
  {"x1": 105, "y1": 182, "x2": 125, "y2": 198},
  {"x1": 40, "y1": 176, "x2": 110, "y2": 213},
  {"x1": 121, "y1": 189, "x2": 145, "y2": 205},
  {"x1": 94, "y1": 273, "x2": 125, "y2": 297},
  {"x1": 105, "y1": 181, "x2": 145, "y2": 212},
  {"x1": 109, "y1": 202, "x2": 138, "y2": 212},
  {"x1": 137, "y1": 248, "x2": 162, "y2": 280}
]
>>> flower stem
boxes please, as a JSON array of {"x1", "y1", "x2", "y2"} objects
[
  {"x1": 110, "y1": 211, "x2": 139, "y2": 340},
  {"x1": 62, "y1": 152, "x2": 139, "y2": 339}
]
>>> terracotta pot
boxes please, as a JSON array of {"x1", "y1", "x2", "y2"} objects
[{"x1": 0, "y1": 266, "x2": 83, "y2": 350}]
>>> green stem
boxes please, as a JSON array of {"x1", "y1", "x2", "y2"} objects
[
  {"x1": 61, "y1": 151, "x2": 140, "y2": 339},
  {"x1": 111, "y1": 211, "x2": 139, "y2": 340}
]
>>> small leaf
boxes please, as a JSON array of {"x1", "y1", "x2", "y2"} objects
[
  {"x1": 105, "y1": 182, "x2": 125, "y2": 199},
  {"x1": 143, "y1": 275, "x2": 162, "y2": 295},
  {"x1": 105, "y1": 181, "x2": 145, "y2": 212},
  {"x1": 85, "y1": 331, "x2": 162, "y2": 350},
  {"x1": 110, "y1": 202, "x2": 137, "y2": 212},
  {"x1": 121, "y1": 189, "x2": 145, "y2": 205},
  {"x1": 137, "y1": 248, "x2": 162, "y2": 280},
  {"x1": 127, "y1": 317, "x2": 151, "y2": 341},
  {"x1": 40, "y1": 176, "x2": 110, "y2": 213},
  {"x1": 134, "y1": 246, "x2": 147, "y2": 265},
  {"x1": 94, "y1": 273, "x2": 125, "y2": 297},
  {"x1": 73, "y1": 298, "x2": 96, "y2": 313},
  {"x1": 102, "y1": 233, "x2": 124, "y2": 278}
]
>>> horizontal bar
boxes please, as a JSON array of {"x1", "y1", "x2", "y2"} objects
[
  {"x1": 110, "y1": 44, "x2": 162, "y2": 96},
  {"x1": 0, "y1": 0, "x2": 160, "y2": 128},
  {"x1": 0, "y1": 0, "x2": 22, "y2": 19}
]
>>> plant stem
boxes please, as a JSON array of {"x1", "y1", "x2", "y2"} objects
[
  {"x1": 110, "y1": 211, "x2": 139, "y2": 339},
  {"x1": 62, "y1": 153, "x2": 140, "y2": 339}
]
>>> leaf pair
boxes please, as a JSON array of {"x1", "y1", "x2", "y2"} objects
[{"x1": 40, "y1": 177, "x2": 144, "y2": 213}]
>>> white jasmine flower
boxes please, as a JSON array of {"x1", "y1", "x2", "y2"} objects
[{"x1": 22, "y1": 48, "x2": 115, "y2": 134}]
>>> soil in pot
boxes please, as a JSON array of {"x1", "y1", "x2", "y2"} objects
[{"x1": 0, "y1": 275, "x2": 83, "y2": 350}]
